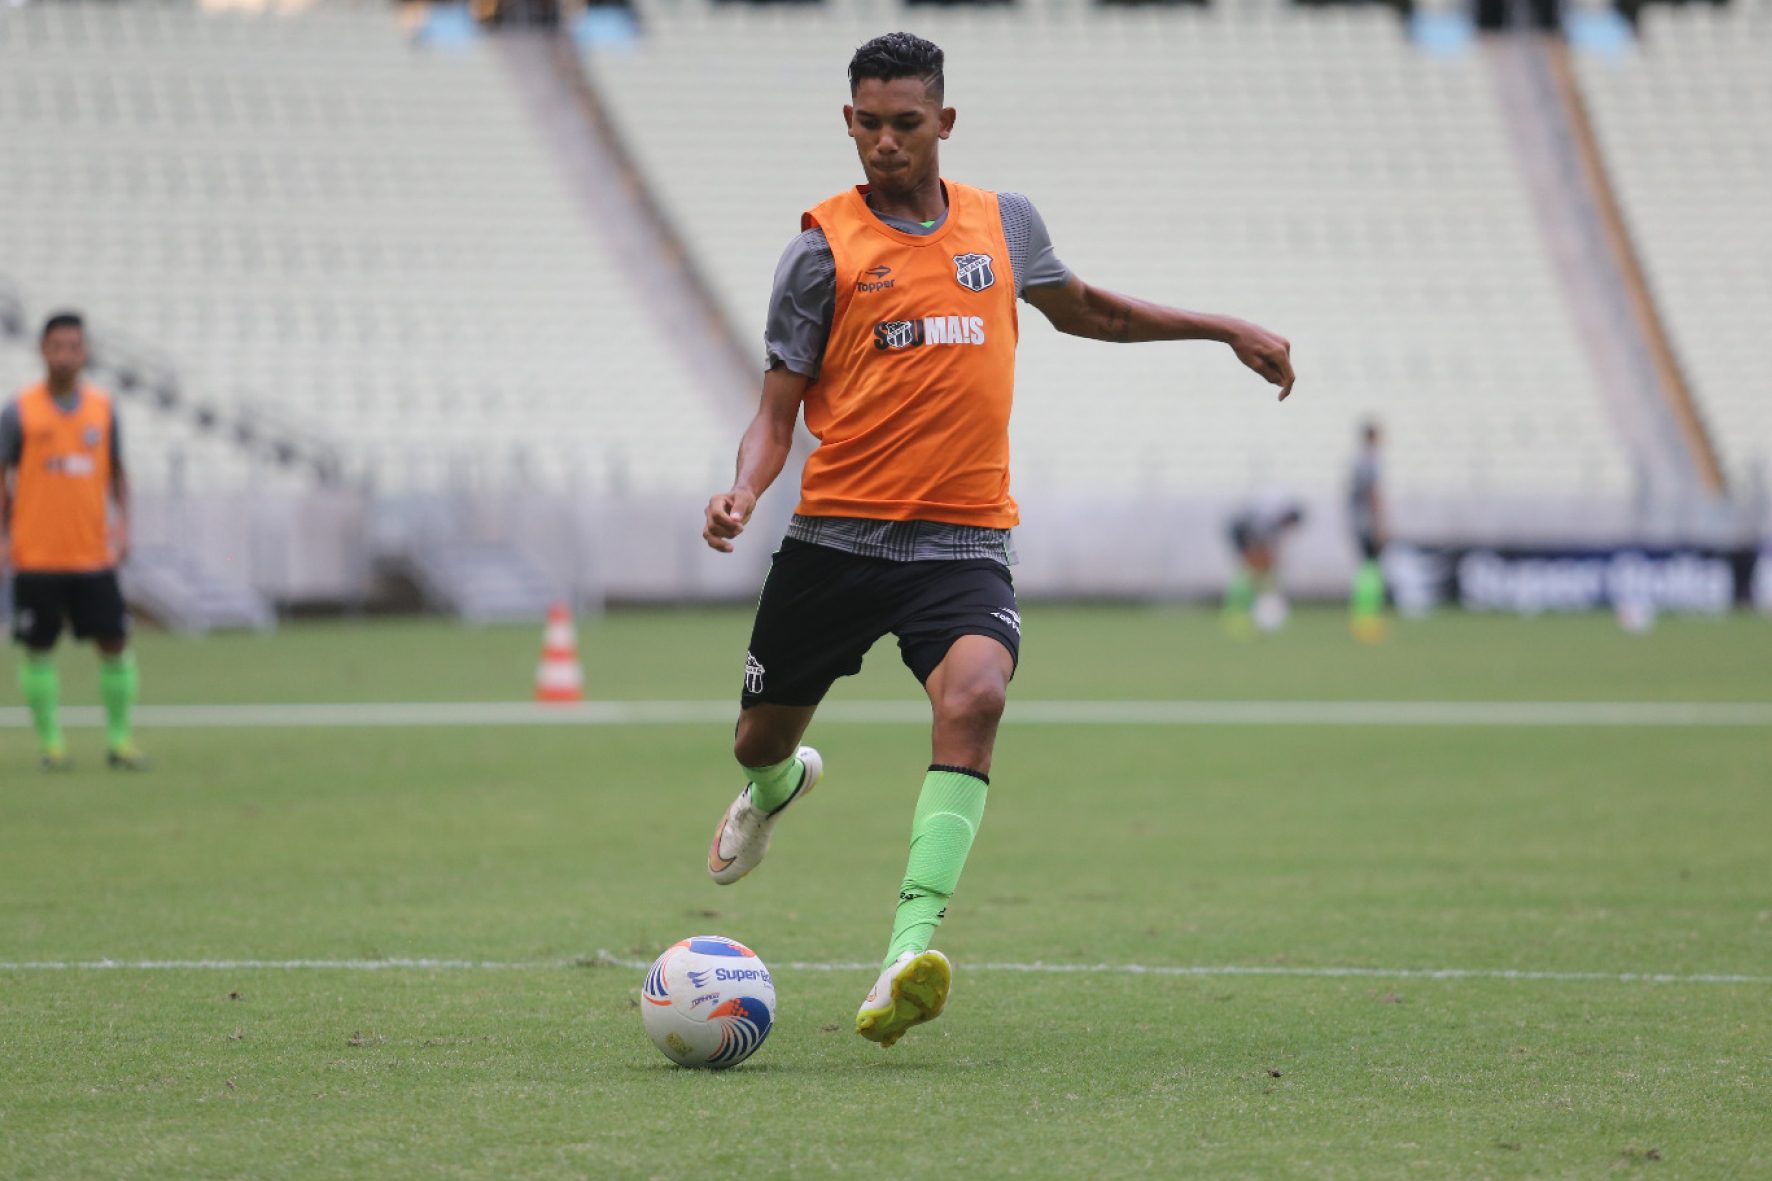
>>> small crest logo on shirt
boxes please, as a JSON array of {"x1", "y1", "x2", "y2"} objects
[
  {"x1": 953, "y1": 253, "x2": 996, "y2": 293},
  {"x1": 879, "y1": 320, "x2": 920, "y2": 349},
  {"x1": 81, "y1": 426, "x2": 102, "y2": 449},
  {"x1": 743, "y1": 652, "x2": 766, "y2": 696}
]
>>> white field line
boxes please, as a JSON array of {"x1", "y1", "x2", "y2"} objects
[
  {"x1": 1, "y1": 953, "x2": 1767, "y2": 985},
  {"x1": 4, "y1": 700, "x2": 1772, "y2": 728}
]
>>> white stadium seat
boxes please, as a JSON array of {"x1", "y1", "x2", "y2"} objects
[
  {"x1": 0, "y1": 0, "x2": 727, "y2": 493},
  {"x1": 1574, "y1": 0, "x2": 1772, "y2": 491}
]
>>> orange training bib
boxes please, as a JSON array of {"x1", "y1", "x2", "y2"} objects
[
  {"x1": 795, "y1": 180, "x2": 1020, "y2": 528},
  {"x1": 8, "y1": 383, "x2": 116, "y2": 573}
]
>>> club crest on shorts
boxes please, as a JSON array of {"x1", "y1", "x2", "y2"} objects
[
  {"x1": 743, "y1": 652, "x2": 765, "y2": 695},
  {"x1": 953, "y1": 253, "x2": 996, "y2": 293}
]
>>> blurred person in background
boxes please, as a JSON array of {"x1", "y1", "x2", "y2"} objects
[
  {"x1": 1224, "y1": 493, "x2": 1306, "y2": 637},
  {"x1": 0, "y1": 312, "x2": 146, "y2": 771},
  {"x1": 1348, "y1": 420, "x2": 1387, "y2": 642}
]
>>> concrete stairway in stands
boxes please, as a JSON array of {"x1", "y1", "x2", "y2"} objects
[
  {"x1": 399, "y1": 540, "x2": 563, "y2": 624},
  {"x1": 121, "y1": 546, "x2": 276, "y2": 634}
]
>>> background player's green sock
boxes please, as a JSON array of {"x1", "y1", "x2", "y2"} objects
[
  {"x1": 99, "y1": 653, "x2": 139, "y2": 751},
  {"x1": 1224, "y1": 569, "x2": 1255, "y2": 618},
  {"x1": 885, "y1": 766, "x2": 989, "y2": 968},
  {"x1": 1352, "y1": 559, "x2": 1385, "y2": 619},
  {"x1": 743, "y1": 752, "x2": 805, "y2": 814},
  {"x1": 20, "y1": 654, "x2": 63, "y2": 752}
]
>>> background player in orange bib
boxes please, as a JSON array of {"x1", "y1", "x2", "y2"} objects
[
  {"x1": 700, "y1": 33, "x2": 1294, "y2": 1047},
  {"x1": 1, "y1": 312, "x2": 146, "y2": 771}
]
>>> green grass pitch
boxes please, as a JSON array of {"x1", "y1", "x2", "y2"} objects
[{"x1": 2, "y1": 608, "x2": 1769, "y2": 1178}]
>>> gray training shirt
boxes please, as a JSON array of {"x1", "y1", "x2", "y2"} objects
[
  {"x1": 1349, "y1": 445, "x2": 1381, "y2": 537},
  {"x1": 767, "y1": 191, "x2": 1073, "y2": 566}
]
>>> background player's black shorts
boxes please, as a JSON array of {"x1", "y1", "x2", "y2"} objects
[
  {"x1": 741, "y1": 539, "x2": 1021, "y2": 709},
  {"x1": 9, "y1": 570, "x2": 130, "y2": 649}
]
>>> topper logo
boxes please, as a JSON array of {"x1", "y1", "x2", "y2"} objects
[
  {"x1": 856, "y1": 264, "x2": 895, "y2": 294},
  {"x1": 686, "y1": 968, "x2": 712, "y2": 989}
]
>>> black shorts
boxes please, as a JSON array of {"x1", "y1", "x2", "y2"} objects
[
  {"x1": 10, "y1": 570, "x2": 130, "y2": 649},
  {"x1": 1357, "y1": 533, "x2": 1382, "y2": 562},
  {"x1": 1229, "y1": 519, "x2": 1277, "y2": 556},
  {"x1": 741, "y1": 539, "x2": 1021, "y2": 709}
]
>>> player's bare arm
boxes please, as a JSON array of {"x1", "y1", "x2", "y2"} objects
[
  {"x1": 703, "y1": 367, "x2": 811, "y2": 552},
  {"x1": 111, "y1": 458, "x2": 131, "y2": 565},
  {"x1": 0, "y1": 465, "x2": 12, "y2": 582},
  {"x1": 1024, "y1": 276, "x2": 1296, "y2": 400}
]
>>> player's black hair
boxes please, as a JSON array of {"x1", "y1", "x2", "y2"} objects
[
  {"x1": 1360, "y1": 418, "x2": 1381, "y2": 443},
  {"x1": 848, "y1": 33, "x2": 945, "y2": 103},
  {"x1": 41, "y1": 311, "x2": 84, "y2": 342}
]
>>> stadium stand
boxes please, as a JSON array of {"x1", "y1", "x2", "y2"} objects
[
  {"x1": 0, "y1": 0, "x2": 729, "y2": 495},
  {"x1": 588, "y1": 0, "x2": 1634, "y2": 503},
  {"x1": 12, "y1": 0, "x2": 1754, "y2": 605},
  {"x1": 1574, "y1": 0, "x2": 1772, "y2": 493}
]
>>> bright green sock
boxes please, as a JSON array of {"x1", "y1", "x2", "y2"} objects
[
  {"x1": 1352, "y1": 559, "x2": 1386, "y2": 619},
  {"x1": 885, "y1": 766, "x2": 989, "y2": 968},
  {"x1": 1224, "y1": 569, "x2": 1255, "y2": 617},
  {"x1": 743, "y1": 752, "x2": 805, "y2": 814},
  {"x1": 20, "y1": 654, "x2": 63, "y2": 752},
  {"x1": 99, "y1": 652, "x2": 139, "y2": 750}
]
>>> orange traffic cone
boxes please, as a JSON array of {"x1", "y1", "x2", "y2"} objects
[{"x1": 535, "y1": 602, "x2": 584, "y2": 703}]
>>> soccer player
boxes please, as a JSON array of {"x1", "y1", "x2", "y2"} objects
[
  {"x1": 1222, "y1": 494, "x2": 1306, "y2": 637},
  {"x1": 1, "y1": 312, "x2": 146, "y2": 770},
  {"x1": 701, "y1": 33, "x2": 1294, "y2": 1047},
  {"x1": 1348, "y1": 420, "x2": 1387, "y2": 641}
]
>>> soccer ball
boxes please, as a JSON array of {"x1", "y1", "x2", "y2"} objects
[
  {"x1": 641, "y1": 935, "x2": 777, "y2": 1069},
  {"x1": 1253, "y1": 590, "x2": 1290, "y2": 632}
]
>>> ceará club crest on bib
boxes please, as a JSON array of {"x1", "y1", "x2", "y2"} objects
[{"x1": 953, "y1": 253, "x2": 996, "y2": 293}]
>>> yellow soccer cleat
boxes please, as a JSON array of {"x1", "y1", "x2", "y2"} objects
[
  {"x1": 1351, "y1": 616, "x2": 1388, "y2": 644},
  {"x1": 39, "y1": 742, "x2": 72, "y2": 772},
  {"x1": 106, "y1": 741, "x2": 151, "y2": 771},
  {"x1": 855, "y1": 949, "x2": 951, "y2": 1048}
]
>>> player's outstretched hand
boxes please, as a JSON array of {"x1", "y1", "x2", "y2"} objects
[
  {"x1": 1228, "y1": 322, "x2": 1295, "y2": 401},
  {"x1": 704, "y1": 490, "x2": 756, "y2": 553}
]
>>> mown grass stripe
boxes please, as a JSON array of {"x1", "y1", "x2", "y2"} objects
[
  {"x1": 4, "y1": 700, "x2": 1772, "y2": 728},
  {"x1": 2, "y1": 954, "x2": 1766, "y2": 985}
]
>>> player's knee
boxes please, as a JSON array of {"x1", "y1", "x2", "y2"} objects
[
  {"x1": 940, "y1": 679, "x2": 1006, "y2": 731},
  {"x1": 732, "y1": 727, "x2": 793, "y2": 769}
]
